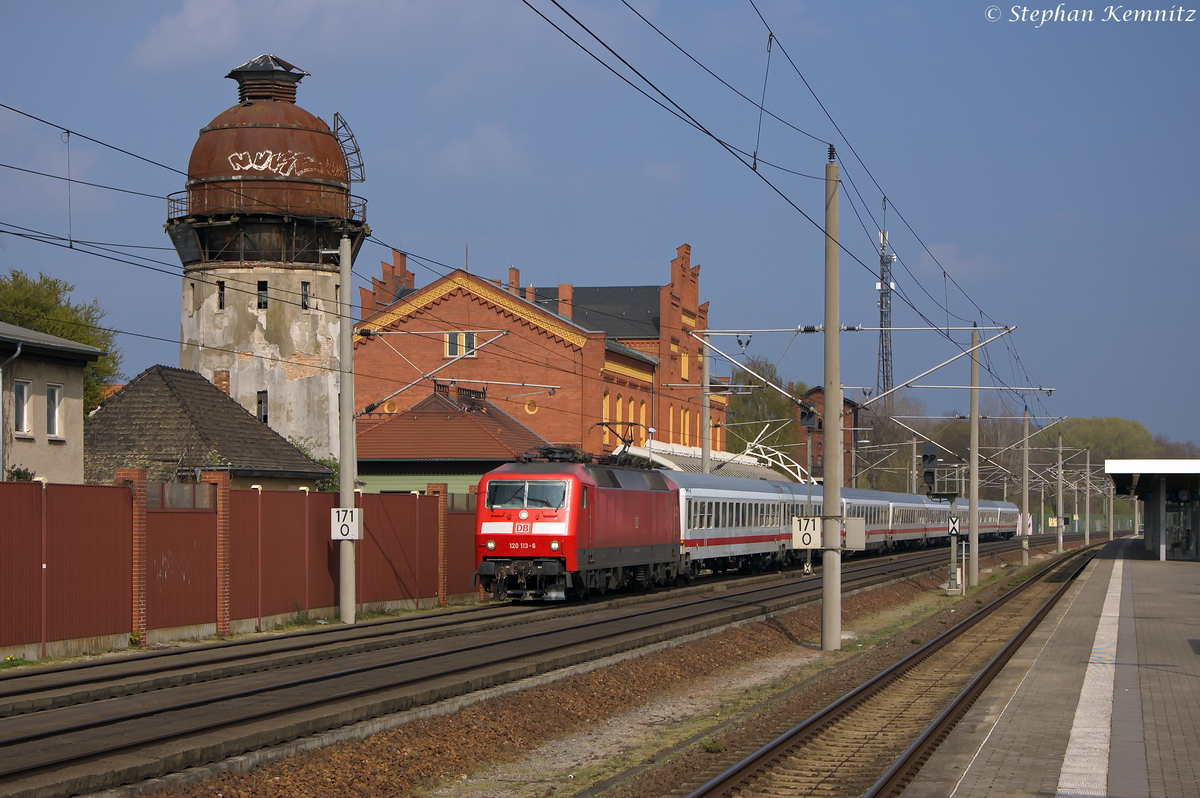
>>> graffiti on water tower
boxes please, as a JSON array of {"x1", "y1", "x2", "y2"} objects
[{"x1": 228, "y1": 149, "x2": 318, "y2": 177}]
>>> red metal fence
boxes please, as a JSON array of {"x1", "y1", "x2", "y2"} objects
[
  {"x1": 147, "y1": 508, "x2": 216, "y2": 631},
  {"x1": 0, "y1": 477, "x2": 480, "y2": 657},
  {"x1": 0, "y1": 483, "x2": 131, "y2": 652},
  {"x1": 0, "y1": 482, "x2": 45, "y2": 649}
]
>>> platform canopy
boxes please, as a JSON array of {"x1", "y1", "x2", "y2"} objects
[{"x1": 1106, "y1": 459, "x2": 1200, "y2": 501}]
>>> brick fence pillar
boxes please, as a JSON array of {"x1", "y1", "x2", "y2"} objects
[
  {"x1": 116, "y1": 468, "x2": 148, "y2": 646},
  {"x1": 428, "y1": 484, "x2": 448, "y2": 606},
  {"x1": 469, "y1": 484, "x2": 487, "y2": 603},
  {"x1": 201, "y1": 471, "x2": 232, "y2": 636}
]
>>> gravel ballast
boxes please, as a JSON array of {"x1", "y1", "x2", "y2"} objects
[{"x1": 138, "y1": 544, "x2": 1063, "y2": 798}]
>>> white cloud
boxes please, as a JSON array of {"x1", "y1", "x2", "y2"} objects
[
  {"x1": 131, "y1": 0, "x2": 252, "y2": 68},
  {"x1": 425, "y1": 121, "x2": 529, "y2": 180},
  {"x1": 915, "y1": 243, "x2": 996, "y2": 280},
  {"x1": 641, "y1": 161, "x2": 686, "y2": 188}
]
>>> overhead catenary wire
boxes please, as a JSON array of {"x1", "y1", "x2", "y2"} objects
[
  {"x1": 1, "y1": 30, "x2": 1052, "y2": 420},
  {"x1": 525, "y1": 1, "x2": 1045, "y2": 405}
]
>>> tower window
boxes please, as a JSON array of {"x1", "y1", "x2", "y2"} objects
[
  {"x1": 257, "y1": 280, "x2": 268, "y2": 309},
  {"x1": 256, "y1": 390, "x2": 268, "y2": 425},
  {"x1": 301, "y1": 281, "x2": 311, "y2": 310},
  {"x1": 445, "y1": 331, "x2": 477, "y2": 358},
  {"x1": 217, "y1": 281, "x2": 226, "y2": 310}
]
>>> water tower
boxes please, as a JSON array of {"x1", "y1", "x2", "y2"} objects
[{"x1": 166, "y1": 55, "x2": 368, "y2": 457}]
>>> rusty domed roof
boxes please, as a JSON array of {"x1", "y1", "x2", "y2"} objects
[{"x1": 183, "y1": 55, "x2": 349, "y2": 218}]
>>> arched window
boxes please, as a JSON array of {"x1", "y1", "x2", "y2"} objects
[
  {"x1": 629, "y1": 396, "x2": 635, "y2": 442},
  {"x1": 682, "y1": 409, "x2": 691, "y2": 446},
  {"x1": 615, "y1": 394, "x2": 623, "y2": 444},
  {"x1": 639, "y1": 401, "x2": 647, "y2": 445},
  {"x1": 670, "y1": 405, "x2": 676, "y2": 444}
]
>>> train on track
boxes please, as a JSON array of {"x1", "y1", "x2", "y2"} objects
[{"x1": 474, "y1": 449, "x2": 1019, "y2": 601}]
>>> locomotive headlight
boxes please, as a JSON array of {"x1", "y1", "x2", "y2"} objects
[
  {"x1": 518, "y1": 510, "x2": 529, "y2": 520},
  {"x1": 486, "y1": 540, "x2": 496, "y2": 550},
  {"x1": 550, "y1": 540, "x2": 561, "y2": 551}
]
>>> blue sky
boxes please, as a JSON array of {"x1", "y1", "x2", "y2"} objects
[{"x1": 1, "y1": 1, "x2": 1196, "y2": 444}]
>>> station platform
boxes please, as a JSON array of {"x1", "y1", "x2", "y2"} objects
[{"x1": 905, "y1": 537, "x2": 1200, "y2": 798}]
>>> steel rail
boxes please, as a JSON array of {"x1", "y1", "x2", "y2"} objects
[
  {"x1": 0, "y1": 560, "x2": 907, "y2": 776},
  {"x1": 0, "y1": 603, "x2": 542, "y2": 699},
  {"x1": 0, "y1": 534, "x2": 1072, "y2": 714},
  {"x1": 684, "y1": 544, "x2": 1098, "y2": 798},
  {"x1": 0, "y1": 540, "x2": 1031, "y2": 784},
  {"x1": 864, "y1": 546, "x2": 1097, "y2": 797}
]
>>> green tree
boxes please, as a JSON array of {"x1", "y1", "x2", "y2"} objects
[
  {"x1": 289, "y1": 436, "x2": 339, "y2": 492},
  {"x1": 856, "y1": 391, "x2": 929, "y2": 493},
  {"x1": 0, "y1": 269, "x2": 122, "y2": 413},
  {"x1": 724, "y1": 356, "x2": 807, "y2": 461},
  {"x1": 1039, "y1": 416, "x2": 1159, "y2": 461}
]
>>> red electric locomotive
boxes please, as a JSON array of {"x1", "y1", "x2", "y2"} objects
[{"x1": 474, "y1": 459, "x2": 681, "y2": 600}]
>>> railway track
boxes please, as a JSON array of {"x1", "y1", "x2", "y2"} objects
[
  {"x1": 0, "y1": 534, "x2": 1072, "y2": 798},
  {"x1": 683, "y1": 544, "x2": 1096, "y2": 798}
]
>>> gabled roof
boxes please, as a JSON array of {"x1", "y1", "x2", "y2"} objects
[
  {"x1": 357, "y1": 387, "x2": 550, "y2": 462},
  {"x1": 85, "y1": 365, "x2": 329, "y2": 483},
  {"x1": 358, "y1": 270, "x2": 594, "y2": 349},
  {"x1": 533, "y1": 285, "x2": 661, "y2": 339},
  {"x1": 0, "y1": 320, "x2": 103, "y2": 365}
]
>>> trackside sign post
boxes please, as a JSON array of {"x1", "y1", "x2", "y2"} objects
[
  {"x1": 331, "y1": 508, "x2": 362, "y2": 540},
  {"x1": 793, "y1": 516, "x2": 821, "y2": 548},
  {"x1": 793, "y1": 517, "x2": 866, "y2": 551}
]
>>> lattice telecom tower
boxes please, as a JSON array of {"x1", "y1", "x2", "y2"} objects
[{"x1": 876, "y1": 211, "x2": 897, "y2": 412}]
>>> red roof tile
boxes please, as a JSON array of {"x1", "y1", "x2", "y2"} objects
[{"x1": 357, "y1": 389, "x2": 549, "y2": 462}]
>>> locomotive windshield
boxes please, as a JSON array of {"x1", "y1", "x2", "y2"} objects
[{"x1": 486, "y1": 480, "x2": 568, "y2": 510}]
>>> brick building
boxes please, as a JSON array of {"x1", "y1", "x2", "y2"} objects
[
  {"x1": 354, "y1": 244, "x2": 726, "y2": 455},
  {"x1": 795, "y1": 386, "x2": 863, "y2": 487}
]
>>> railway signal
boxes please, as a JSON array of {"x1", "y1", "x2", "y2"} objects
[{"x1": 922, "y1": 445, "x2": 938, "y2": 487}]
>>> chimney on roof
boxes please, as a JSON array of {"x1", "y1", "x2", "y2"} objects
[
  {"x1": 558, "y1": 284, "x2": 573, "y2": 319},
  {"x1": 508, "y1": 267, "x2": 520, "y2": 294},
  {"x1": 525, "y1": 284, "x2": 535, "y2": 302}
]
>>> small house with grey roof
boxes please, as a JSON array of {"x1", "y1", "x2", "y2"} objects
[
  {"x1": 1, "y1": 320, "x2": 102, "y2": 483},
  {"x1": 85, "y1": 365, "x2": 330, "y2": 490}
]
